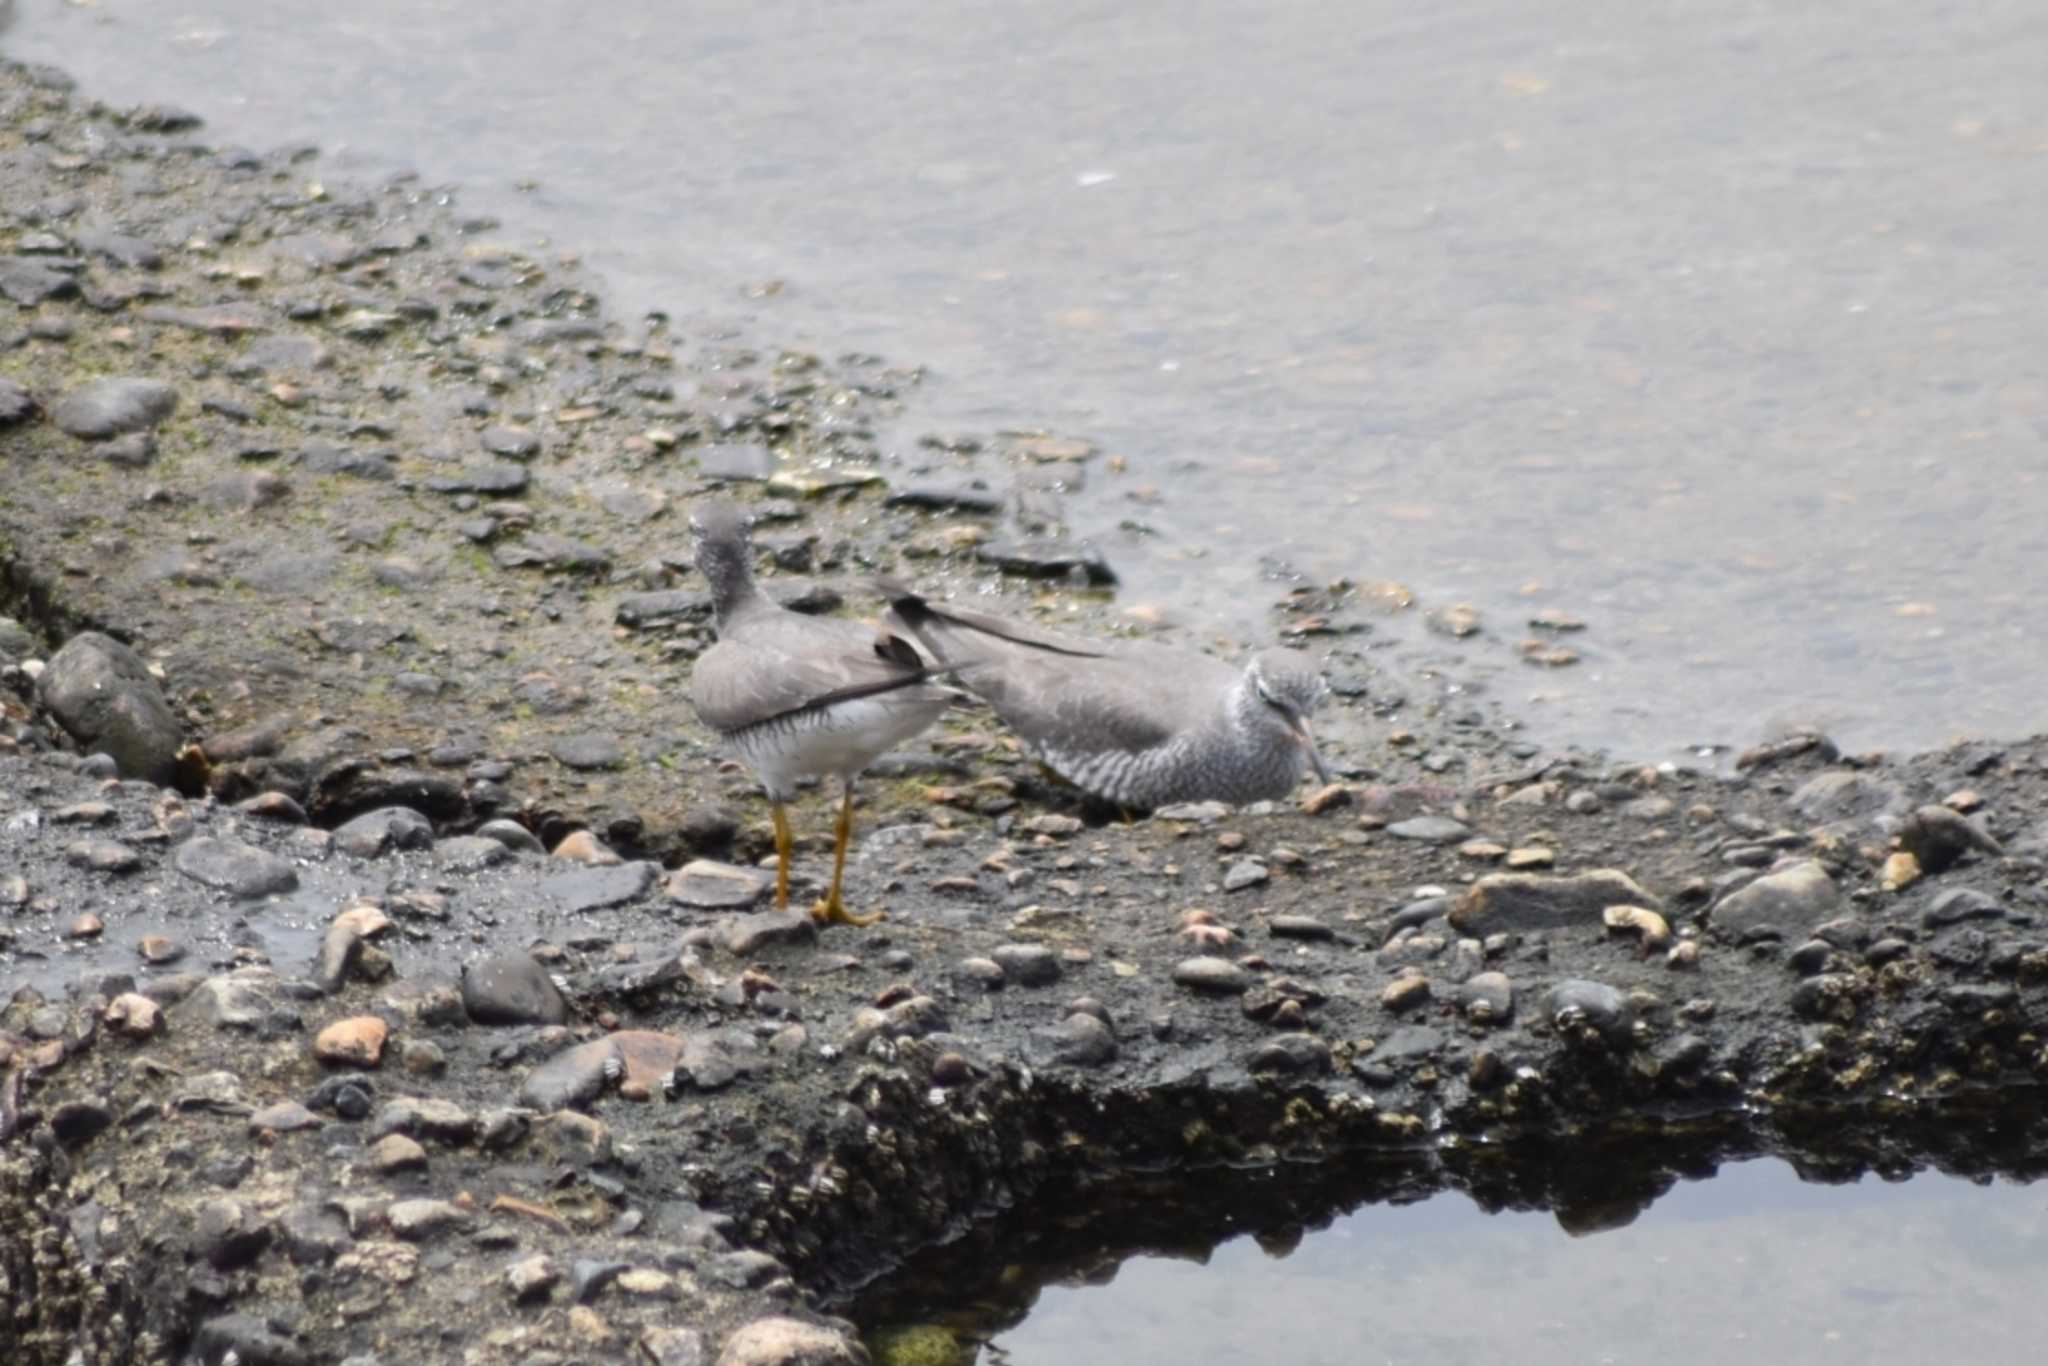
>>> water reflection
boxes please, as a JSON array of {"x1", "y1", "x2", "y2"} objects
[{"x1": 875, "y1": 1159, "x2": 2048, "y2": 1366}]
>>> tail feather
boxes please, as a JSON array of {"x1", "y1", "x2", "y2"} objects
[{"x1": 881, "y1": 586, "x2": 1106, "y2": 664}]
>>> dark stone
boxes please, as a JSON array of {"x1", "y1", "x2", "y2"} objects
[
  {"x1": 1370, "y1": 1025, "x2": 1446, "y2": 1064},
  {"x1": 193, "y1": 1314, "x2": 309, "y2": 1366},
  {"x1": 49, "y1": 377, "x2": 179, "y2": 440},
  {"x1": 520, "y1": 1040, "x2": 614, "y2": 1111},
  {"x1": 884, "y1": 481, "x2": 1003, "y2": 513},
  {"x1": 1545, "y1": 979, "x2": 1633, "y2": 1045},
  {"x1": 425, "y1": 462, "x2": 529, "y2": 495},
  {"x1": 1248, "y1": 1033, "x2": 1332, "y2": 1075},
  {"x1": 333, "y1": 806, "x2": 435, "y2": 858},
  {"x1": 37, "y1": 631, "x2": 185, "y2": 783},
  {"x1": 197, "y1": 1199, "x2": 273, "y2": 1271},
  {"x1": 295, "y1": 441, "x2": 396, "y2": 481},
  {"x1": 174, "y1": 838, "x2": 299, "y2": 898},
  {"x1": 975, "y1": 536, "x2": 1118, "y2": 585},
  {"x1": 990, "y1": 943, "x2": 1062, "y2": 987},
  {"x1": 1897, "y1": 805, "x2": 2003, "y2": 875},
  {"x1": 538, "y1": 861, "x2": 658, "y2": 913},
  {"x1": 724, "y1": 910, "x2": 818, "y2": 956},
  {"x1": 1923, "y1": 887, "x2": 2004, "y2": 930},
  {"x1": 49, "y1": 1099, "x2": 114, "y2": 1148},
  {"x1": 462, "y1": 953, "x2": 570, "y2": 1026},
  {"x1": 1708, "y1": 861, "x2": 1840, "y2": 940},
  {"x1": 1027, "y1": 1012, "x2": 1118, "y2": 1067},
  {"x1": 481, "y1": 424, "x2": 540, "y2": 460}
]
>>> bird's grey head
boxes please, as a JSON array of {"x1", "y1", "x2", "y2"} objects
[
  {"x1": 690, "y1": 499, "x2": 760, "y2": 623},
  {"x1": 1246, "y1": 649, "x2": 1333, "y2": 783}
]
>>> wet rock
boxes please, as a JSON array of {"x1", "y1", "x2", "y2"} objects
[
  {"x1": 521, "y1": 1038, "x2": 617, "y2": 1110},
  {"x1": 1449, "y1": 869, "x2": 1659, "y2": 937},
  {"x1": 37, "y1": 631, "x2": 184, "y2": 783},
  {"x1": 437, "y1": 834, "x2": 511, "y2": 870},
  {"x1": 1386, "y1": 815, "x2": 1471, "y2": 843},
  {"x1": 1269, "y1": 914, "x2": 1335, "y2": 941},
  {"x1": 67, "y1": 838, "x2": 142, "y2": 874},
  {"x1": 185, "y1": 967, "x2": 292, "y2": 1032},
  {"x1": 975, "y1": 536, "x2": 1117, "y2": 585},
  {"x1": 279, "y1": 1203, "x2": 350, "y2": 1264},
  {"x1": 334, "y1": 806, "x2": 435, "y2": 857},
  {"x1": 1788, "y1": 770, "x2": 1907, "y2": 826},
  {"x1": 1896, "y1": 804, "x2": 2003, "y2": 874},
  {"x1": 462, "y1": 953, "x2": 569, "y2": 1025},
  {"x1": 368, "y1": 1133, "x2": 427, "y2": 1173},
  {"x1": 666, "y1": 859, "x2": 768, "y2": 909},
  {"x1": 725, "y1": 910, "x2": 818, "y2": 955},
  {"x1": 1028, "y1": 1011, "x2": 1118, "y2": 1067},
  {"x1": 174, "y1": 837, "x2": 299, "y2": 898},
  {"x1": 198, "y1": 1199, "x2": 273, "y2": 1270},
  {"x1": 1368, "y1": 1025, "x2": 1445, "y2": 1067},
  {"x1": 1708, "y1": 860, "x2": 1839, "y2": 940},
  {"x1": 990, "y1": 943, "x2": 1062, "y2": 986},
  {"x1": 476, "y1": 817, "x2": 546, "y2": 853},
  {"x1": 1546, "y1": 979, "x2": 1633, "y2": 1046},
  {"x1": 1222, "y1": 859, "x2": 1270, "y2": 891},
  {"x1": 1923, "y1": 887, "x2": 2004, "y2": 930},
  {"x1": 50, "y1": 376, "x2": 179, "y2": 440},
  {"x1": 1248, "y1": 1033, "x2": 1332, "y2": 1075},
  {"x1": 194, "y1": 1314, "x2": 308, "y2": 1366},
  {"x1": 1156, "y1": 800, "x2": 1231, "y2": 823},
  {"x1": 1791, "y1": 972, "x2": 1866, "y2": 1022},
  {"x1": 716, "y1": 1317, "x2": 867, "y2": 1366},
  {"x1": 103, "y1": 992, "x2": 163, "y2": 1038},
  {"x1": 1172, "y1": 957, "x2": 1251, "y2": 994},
  {"x1": 538, "y1": 860, "x2": 658, "y2": 912},
  {"x1": 1381, "y1": 973, "x2": 1432, "y2": 1012},
  {"x1": 1456, "y1": 971, "x2": 1515, "y2": 1023}
]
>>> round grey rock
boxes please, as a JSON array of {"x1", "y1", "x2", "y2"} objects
[
  {"x1": 37, "y1": 631, "x2": 184, "y2": 784},
  {"x1": 50, "y1": 376, "x2": 179, "y2": 440},
  {"x1": 174, "y1": 837, "x2": 299, "y2": 898},
  {"x1": 334, "y1": 806, "x2": 435, "y2": 858},
  {"x1": 462, "y1": 953, "x2": 570, "y2": 1026},
  {"x1": 990, "y1": 943, "x2": 1062, "y2": 987}
]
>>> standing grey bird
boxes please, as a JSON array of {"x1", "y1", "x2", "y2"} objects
[
  {"x1": 688, "y1": 502, "x2": 952, "y2": 926},
  {"x1": 884, "y1": 589, "x2": 1331, "y2": 810}
]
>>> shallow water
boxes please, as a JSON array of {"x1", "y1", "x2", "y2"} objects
[
  {"x1": 10, "y1": 0, "x2": 2047, "y2": 762},
  {"x1": 968, "y1": 1160, "x2": 2048, "y2": 1366},
  {"x1": 8, "y1": 0, "x2": 2048, "y2": 1352}
]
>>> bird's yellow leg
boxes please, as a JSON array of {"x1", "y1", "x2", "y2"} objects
[
  {"x1": 770, "y1": 801, "x2": 794, "y2": 910},
  {"x1": 812, "y1": 782, "x2": 884, "y2": 927}
]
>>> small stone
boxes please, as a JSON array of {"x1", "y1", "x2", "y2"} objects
[
  {"x1": 1028, "y1": 1012, "x2": 1117, "y2": 1067},
  {"x1": 463, "y1": 953, "x2": 570, "y2": 1025},
  {"x1": 50, "y1": 377, "x2": 179, "y2": 440},
  {"x1": 1171, "y1": 957, "x2": 1251, "y2": 994},
  {"x1": 1504, "y1": 846, "x2": 1555, "y2": 869},
  {"x1": 1708, "y1": 860, "x2": 1839, "y2": 940},
  {"x1": 248, "y1": 1101, "x2": 323, "y2": 1134},
  {"x1": 103, "y1": 992, "x2": 162, "y2": 1038},
  {"x1": 1457, "y1": 971, "x2": 1514, "y2": 1023},
  {"x1": 1386, "y1": 815, "x2": 1471, "y2": 843},
  {"x1": 1449, "y1": 869, "x2": 1659, "y2": 937},
  {"x1": 1896, "y1": 804, "x2": 2002, "y2": 874},
  {"x1": 1222, "y1": 859, "x2": 1270, "y2": 892},
  {"x1": 506, "y1": 1253, "x2": 560, "y2": 1304},
  {"x1": 67, "y1": 839, "x2": 142, "y2": 874},
  {"x1": 1248, "y1": 1033, "x2": 1332, "y2": 1075},
  {"x1": 665, "y1": 859, "x2": 768, "y2": 909},
  {"x1": 387, "y1": 1198, "x2": 470, "y2": 1241},
  {"x1": 1268, "y1": 915, "x2": 1334, "y2": 941},
  {"x1": 67, "y1": 913, "x2": 104, "y2": 939},
  {"x1": 368, "y1": 1133, "x2": 427, "y2": 1173},
  {"x1": 1923, "y1": 887, "x2": 2004, "y2": 930},
  {"x1": 715, "y1": 1317, "x2": 866, "y2": 1366},
  {"x1": 724, "y1": 910, "x2": 818, "y2": 955},
  {"x1": 174, "y1": 836, "x2": 299, "y2": 898},
  {"x1": 552, "y1": 829, "x2": 623, "y2": 865},
  {"x1": 552, "y1": 733, "x2": 625, "y2": 771},
  {"x1": 1381, "y1": 973, "x2": 1432, "y2": 1012},
  {"x1": 333, "y1": 806, "x2": 435, "y2": 858},
  {"x1": 136, "y1": 934, "x2": 184, "y2": 965},
  {"x1": 990, "y1": 943, "x2": 1062, "y2": 987},
  {"x1": 1602, "y1": 905, "x2": 1672, "y2": 952},
  {"x1": 38, "y1": 631, "x2": 185, "y2": 783},
  {"x1": 1881, "y1": 850, "x2": 1922, "y2": 892},
  {"x1": 1546, "y1": 979, "x2": 1633, "y2": 1044},
  {"x1": 482, "y1": 424, "x2": 541, "y2": 460},
  {"x1": 315, "y1": 1016, "x2": 389, "y2": 1068}
]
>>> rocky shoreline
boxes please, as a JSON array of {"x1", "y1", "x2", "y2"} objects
[{"x1": 8, "y1": 53, "x2": 2048, "y2": 1366}]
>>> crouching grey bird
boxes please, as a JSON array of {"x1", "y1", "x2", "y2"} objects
[
  {"x1": 687, "y1": 502, "x2": 952, "y2": 926},
  {"x1": 883, "y1": 588, "x2": 1331, "y2": 810}
]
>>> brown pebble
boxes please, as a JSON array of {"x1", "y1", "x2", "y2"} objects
[
  {"x1": 369, "y1": 1132, "x2": 427, "y2": 1173},
  {"x1": 136, "y1": 935, "x2": 184, "y2": 965},
  {"x1": 1381, "y1": 973, "x2": 1432, "y2": 1012},
  {"x1": 103, "y1": 992, "x2": 162, "y2": 1038},
  {"x1": 67, "y1": 913, "x2": 104, "y2": 940},
  {"x1": 315, "y1": 1016, "x2": 390, "y2": 1068},
  {"x1": 552, "y1": 830, "x2": 622, "y2": 865},
  {"x1": 1300, "y1": 783, "x2": 1354, "y2": 815}
]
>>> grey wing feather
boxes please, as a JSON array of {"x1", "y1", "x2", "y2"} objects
[{"x1": 690, "y1": 611, "x2": 941, "y2": 733}]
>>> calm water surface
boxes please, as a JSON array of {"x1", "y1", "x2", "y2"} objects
[
  {"x1": 9, "y1": 2, "x2": 2048, "y2": 1358},
  {"x1": 11, "y1": 0, "x2": 2047, "y2": 760}
]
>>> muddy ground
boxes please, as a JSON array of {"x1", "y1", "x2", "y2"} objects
[{"x1": 8, "y1": 54, "x2": 2048, "y2": 1366}]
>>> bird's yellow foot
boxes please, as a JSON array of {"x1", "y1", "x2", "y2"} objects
[{"x1": 810, "y1": 897, "x2": 885, "y2": 928}]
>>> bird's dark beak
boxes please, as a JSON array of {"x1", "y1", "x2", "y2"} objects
[{"x1": 1290, "y1": 714, "x2": 1333, "y2": 785}]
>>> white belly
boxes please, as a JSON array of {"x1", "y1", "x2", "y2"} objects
[{"x1": 732, "y1": 693, "x2": 946, "y2": 798}]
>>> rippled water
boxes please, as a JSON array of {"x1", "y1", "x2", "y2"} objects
[
  {"x1": 10, "y1": 0, "x2": 2047, "y2": 761},
  {"x1": 9, "y1": 0, "x2": 2048, "y2": 1353}
]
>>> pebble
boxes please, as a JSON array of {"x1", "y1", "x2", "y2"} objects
[
  {"x1": 248, "y1": 1100, "x2": 323, "y2": 1134},
  {"x1": 1381, "y1": 973, "x2": 1432, "y2": 1012},
  {"x1": 334, "y1": 806, "x2": 435, "y2": 857},
  {"x1": 314, "y1": 1017, "x2": 389, "y2": 1068},
  {"x1": 475, "y1": 817, "x2": 546, "y2": 853},
  {"x1": 173, "y1": 836, "x2": 299, "y2": 898},
  {"x1": 50, "y1": 377, "x2": 179, "y2": 440},
  {"x1": 103, "y1": 992, "x2": 162, "y2": 1037},
  {"x1": 461, "y1": 952, "x2": 570, "y2": 1025},
  {"x1": 506, "y1": 1253, "x2": 560, "y2": 1304},
  {"x1": 1707, "y1": 859, "x2": 1840, "y2": 939},
  {"x1": 538, "y1": 860, "x2": 658, "y2": 912},
  {"x1": 1546, "y1": 979, "x2": 1633, "y2": 1045},
  {"x1": 368, "y1": 1133, "x2": 428, "y2": 1174},
  {"x1": 1449, "y1": 869, "x2": 1659, "y2": 936},
  {"x1": 1788, "y1": 769, "x2": 1907, "y2": 826},
  {"x1": 551, "y1": 829, "x2": 624, "y2": 865},
  {"x1": 135, "y1": 935, "x2": 184, "y2": 965},
  {"x1": 724, "y1": 910, "x2": 818, "y2": 956},
  {"x1": 1386, "y1": 815, "x2": 1472, "y2": 843},
  {"x1": 1268, "y1": 914, "x2": 1334, "y2": 941},
  {"x1": 1456, "y1": 971, "x2": 1515, "y2": 1023},
  {"x1": 66, "y1": 838, "x2": 142, "y2": 874},
  {"x1": 0, "y1": 374, "x2": 37, "y2": 425},
  {"x1": 1922, "y1": 887, "x2": 2004, "y2": 929},
  {"x1": 1029, "y1": 1012, "x2": 1118, "y2": 1066},
  {"x1": 1222, "y1": 859, "x2": 1270, "y2": 891},
  {"x1": 1171, "y1": 956, "x2": 1252, "y2": 994},
  {"x1": 991, "y1": 942, "x2": 1062, "y2": 986},
  {"x1": 551, "y1": 732, "x2": 626, "y2": 771},
  {"x1": 387, "y1": 1198, "x2": 471, "y2": 1241},
  {"x1": 1896, "y1": 804, "x2": 2002, "y2": 874},
  {"x1": 664, "y1": 859, "x2": 768, "y2": 909},
  {"x1": 716, "y1": 1317, "x2": 867, "y2": 1366}
]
